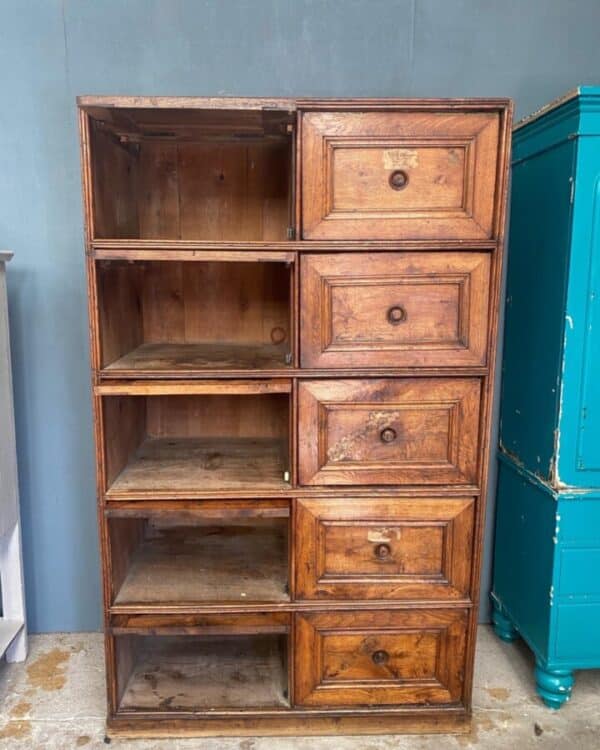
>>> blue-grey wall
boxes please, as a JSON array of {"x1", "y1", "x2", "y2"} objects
[{"x1": 2, "y1": 0, "x2": 600, "y2": 633}]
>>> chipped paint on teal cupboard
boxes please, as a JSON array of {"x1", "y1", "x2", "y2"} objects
[{"x1": 492, "y1": 87, "x2": 600, "y2": 709}]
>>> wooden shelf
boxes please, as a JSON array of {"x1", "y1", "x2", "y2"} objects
[
  {"x1": 97, "y1": 379, "x2": 292, "y2": 395},
  {"x1": 114, "y1": 524, "x2": 289, "y2": 605},
  {"x1": 91, "y1": 238, "x2": 498, "y2": 255},
  {"x1": 103, "y1": 342, "x2": 291, "y2": 377},
  {"x1": 92, "y1": 243, "x2": 298, "y2": 262},
  {"x1": 118, "y1": 635, "x2": 289, "y2": 711},
  {"x1": 108, "y1": 437, "x2": 290, "y2": 496}
]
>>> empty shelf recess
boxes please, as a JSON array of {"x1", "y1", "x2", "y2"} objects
[
  {"x1": 118, "y1": 635, "x2": 289, "y2": 711},
  {"x1": 108, "y1": 437, "x2": 290, "y2": 495},
  {"x1": 104, "y1": 342, "x2": 291, "y2": 375},
  {"x1": 114, "y1": 523, "x2": 289, "y2": 605},
  {"x1": 95, "y1": 258, "x2": 293, "y2": 375}
]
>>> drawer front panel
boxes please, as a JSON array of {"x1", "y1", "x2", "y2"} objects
[
  {"x1": 294, "y1": 609, "x2": 468, "y2": 706},
  {"x1": 295, "y1": 497, "x2": 474, "y2": 600},
  {"x1": 300, "y1": 252, "x2": 491, "y2": 368},
  {"x1": 298, "y1": 378, "x2": 480, "y2": 485},
  {"x1": 301, "y1": 110, "x2": 500, "y2": 240}
]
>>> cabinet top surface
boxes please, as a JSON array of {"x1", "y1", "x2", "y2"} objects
[
  {"x1": 514, "y1": 86, "x2": 600, "y2": 131},
  {"x1": 77, "y1": 95, "x2": 512, "y2": 111}
]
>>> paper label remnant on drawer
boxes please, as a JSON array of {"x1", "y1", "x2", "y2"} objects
[
  {"x1": 383, "y1": 149, "x2": 418, "y2": 170},
  {"x1": 367, "y1": 527, "x2": 402, "y2": 543}
]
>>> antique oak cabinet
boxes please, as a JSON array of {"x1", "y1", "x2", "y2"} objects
[{"x1": 78, "y1": 96, "x2": 512, "y2": 737}]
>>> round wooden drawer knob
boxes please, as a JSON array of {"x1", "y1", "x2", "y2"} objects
[
  {"x1": 270, "y1": 326, "x2": 287, "y2": 345},
  {"x1": 387, "y1": 305, "x2": 406, "y2": 325},
  {"x1": 380, "y1": 427, "x2": 397, "y2": 443},
  {"x1": 374, "y1": 543, "x2": 392, "y2": 559},
  {"x1": 389, "y1": 169, "x2": 409, "y2": 190},
  {"x1": 372, "y1": 649, "x2": 390, "y2": 665}
]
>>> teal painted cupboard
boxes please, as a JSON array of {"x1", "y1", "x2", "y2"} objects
[{"x1": 492, "y1": 87, "x2": 600, "y2": 709}]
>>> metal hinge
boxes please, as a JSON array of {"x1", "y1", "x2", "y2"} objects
[{"x1": 287, "y1": 226, "x2": 296, "y2": 239}]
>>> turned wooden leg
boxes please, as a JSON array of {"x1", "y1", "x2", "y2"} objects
[
  {"x1": 535, "y1": 663, "x2": 574, "y2": 709},
  {"x1": 491, "y1": 600, "x2": 519, "y2": 642}
]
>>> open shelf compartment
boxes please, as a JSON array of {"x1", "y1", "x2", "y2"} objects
[
  {"x1": 109, "y1": 502, "x2": 290, "y2": 606},
  {"x1": 95, "y1": 256, "x2": 294, "y2": 376},
  {"x1": 101, "y1": 382, "x2": 292, "y2": 497},
  {"x1": 113, "y1": 629, "x2": 290, "y2": 713},
  {"x1": 85, "y1": 106, "x2": 295, "y2": 242}
]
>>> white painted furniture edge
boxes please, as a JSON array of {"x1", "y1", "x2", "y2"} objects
[{"x1": 0, "y1": 251, "x2": 27, "y2": 661}]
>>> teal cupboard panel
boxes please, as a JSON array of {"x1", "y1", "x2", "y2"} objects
[
  {"x1": 554, "y1": 604, "x2": 600, "y2": 664},
  {"x1": 556, "y1": 548, "x2": 600, "y2": 597},
  {"x1": 558, "y1": 136, "x2": 600, "y2": 485},
  {"x1": 558, "y1": 496, "x2": 600, "y2": 539},
  {"x1": 492, "y1": 459, "x2": 554, "y2": 659},
  {"x1": 499, "y1": 139, "x2": 575, "y2": 481}
]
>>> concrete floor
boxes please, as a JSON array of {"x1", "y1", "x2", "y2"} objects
[{"x1": 0, "y1": 626, "x2": 598, "y2": 749}]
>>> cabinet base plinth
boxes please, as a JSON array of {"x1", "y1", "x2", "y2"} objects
[{"x1": 107, "y1": 709, "x2": 470, "y2": 738}]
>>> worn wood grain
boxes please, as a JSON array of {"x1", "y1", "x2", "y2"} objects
[
  {"x1": 301, "y1": 252, "x2": 491, "y2": 369},
  {"x1": 301, "y1": 109, "x2": 501, "y2": 240},
  {"x1": 294, "y1": 609, "x2": 468, "y2": 707},
  {"x1": 93, "y1": 246, "x2": 297, "y2": 262},
  {"x1": 101, "y1": 391, "x2": 290, "y2": 494},
  {"x1": 90, "y1": 124, "x2": 139, "y2": 239},
  {"x1": 112, "y1": 519, "x2": 289, "y2": 605},
  {"x1": 298, "y1": 378, "x2": 481, "y2": 486},
  {"x1": 91, "y1": 238, "x2": 496, "y2": 253},
  {"x1": 106, "y1": 710, "x2": 470, "y2": 738},
  {"x1": 109, "y1": 437, "x2": 290, "y2": 495},
  {"x1": 95, "y1": 259, "x2": 292, "y2": 371},
  {"x1": 295, "y1": 497, "x2": 474, "y2": 600},
  {"x1": 106, "y1": 499, "x2": 290, "y2": 519},
  {"x1": 118, "y1": 635, "x2": 289, "y2": 710},
  {"x1": 111, "y1": 611, "x2": 291, "y2": 634},
  {"x1": 97, "y1": 379, "x2": 292, "y2": 396},
  {"x1": 105, "y1": 343, "x2": 291, "y2": 375},
  {"x1": 89, "y1": 114, "x2": 293, "y2": 241}
]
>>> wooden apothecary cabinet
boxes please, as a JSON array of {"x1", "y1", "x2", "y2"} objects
[{"x1": 78, "y1": 96, "x2": 512, "y2": 737}]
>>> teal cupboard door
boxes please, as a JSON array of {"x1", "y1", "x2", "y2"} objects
[
  {"x1": 558, "y1": 137, "x2": 600, "y2": 486},
  {"x1": 500, "y1": 138, "x2": 575, "y2": 481},
  {"x1": 577, "y1": 176, "x2": 600, "y2": 474}
]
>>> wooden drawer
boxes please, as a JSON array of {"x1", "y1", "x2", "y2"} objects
[
  {"x1": 300, "y1": 252, "x2": 490, "y2": 369},
  {"x1": 295, "y1": 497, "x2": 474, "y2": 600},
  {"x1": 298, "y1": 378, "x2": 480, "y2": 486},
  {"x1": 301, "y1": 110, "x2": 501, "y2": 240},
  {"x1": 294, "y1": 609, "x2": 467, "y2": 707}
]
